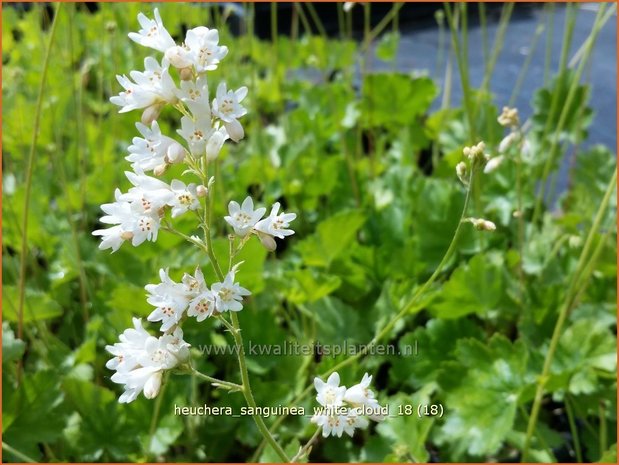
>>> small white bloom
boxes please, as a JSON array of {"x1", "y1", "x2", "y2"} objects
[
  {"x1": 128, "y1": 8, "x2": 176, "y2": 53},
  {"x1": 224, "y1": 196, "x2": 266, "y2": 237},
  {"x1": 169, "y1": 180, "x2": 200, "y2": 218},
  {"x1": 126, "y1": 121, "x2": 186, "y2": 172},
  {"x1": 145, "y1": 268, "x2": 191, "y2": 332},
  {"x1": 462, "y1": 141, "x2": 488, "y2": 163},
  {"x1": 314, "y1": 372, "x2": 346, "y2": 407},
  {"x1": 254, "y1": 202, "x2": 297, "y2": 240},
  {"x1": 121, "y1": 169, "x2": 174, "y2": 212},
  {"x1": 205, "y1": 124, "x2": 229, "y2": 161},
  {"x1": 177, "y1": 114, "x2": 214, "y2": 155},
  {"x1": 311, "y1": 412, "x2": 346, "y2": 438},
  {"x1": 184, "y1": 26, "x2": 229, "y2": 72},
  {"x1": 343, "y1": 408, "x2": 369, "y2": 437},
  {"x1": 344, "y1": 373, "x2": 378, "y2": 407},
  {"x1": 211, "y1": 268, "x2": 251, "y2": 312},
  {"x1": 110, "y1": 58, "x2": 177, "y2": 113},
  {"x1": 165, "y1": 44, "x2": 194, "y2": 70},
  {"x1": 176, "y1": 77, "x2": 211, "y2": 118},
  {"x1": 106, "y1": 319, "x2": 190, "y2": 403},
  {"x1": 212, "y1": 82, "x2": 248, "y2": 142}
]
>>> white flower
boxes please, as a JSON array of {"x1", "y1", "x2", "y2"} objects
[
  {"x1": 128, "y1": 9, "x2": 176, "y2": 53},
  {"x1": 311, "y1": 412, "x2": 346, "y2": 438},
  {"x1": 165, "y1": 45, "x2": 194, "y2": 69},
  {"x1": 93, "y1": 189, "x2": 162, "y2": 251},
  {"x1": 145, "y1": 268, "x2": 191, "y2": 332},
  {"x1": 121, "y1": 170, "x2": 174, "y2": 212},
  {"x1": 188, "y1": 289, "x2": 216, "y2": 322},
  {"x1": 169, "y1": 180, "x2": 200, "y2": 218},
  {"x1": 483, "y1": 155, "x2": 505, "y2": 174},
  {"x1": 343, "y1": 408, "x2": 369, "y2": 437},
  {"x1": 184, "y1": 26, "x2": 228, "y2": 72},
  {"x1": 126, "y1": 121, "x2": 186, "y2": 172},
  {"x1": 106, "y1": 320, "x2": 190, "y2": 403},
  {"x1": 211, "y1": 268, "x2": 251, "y2": 312},
  {"x1": 176, "y1": 77, "x2": 211, "y2": 117},
  {"x1": 110, "y1": 58, "x2": 177, "y2": 113},
  {"x1": 254, "y1": 202, "x2": 297, "y2": 240},
  {"x1": 177, "y1": 114, "x2": 214, "y2": 155},
  {"x1": 105, "y1": 317, "x2": 150, "y2": 373},
  {"x1": 311, "y1": 372, "x2": 384, "y2": 439},
  {"x1": 205, "y1": 124, "x2": 229, "y2": 160},
  {"x1": 224, "y1": 196, "x2": 266, "y2": 237},
  {"x1": 211, "y1": 82, "x2": 247, "y2": 142},
  {"x1": 314, "y1": 372, "x2": 346, "y2": 407}
]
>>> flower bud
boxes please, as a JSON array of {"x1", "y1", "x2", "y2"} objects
[
  {"x1": 498, "y1": 106, "x2": 520, "y2": 128},
  {"x1": 206, "y1": 130, "x2": 226, "y2": 161},
  {"x1": 466, "y1": 217, "x2": 496, "y2": 231},
  {"x1": 196, "y1": 185, "x2": 208, "y2": 197},
  {"x1": 153, "y1": 163, "x2": 168, "y2": 176},
  {"x1": 179, "y1": 67, "x2": 194, "y2": 81},
  {"x1": 141, "y1": 103, "x2": 163, "y2": 125},
  {"x1": 483, "y1": 155, "x2": 504, "y2": 174},
  {"x1": 257, "y1": 232, "x2": 277, "y2": 251},
  {"x1": 456, "y1": 161, "x2": 468, "y2": 186},
  {"x1": 143, "y1": 371, "x2": 163, "y2": 399},
  {"x1": 164, "y1": 142, "x2": 187, "y2": 164}
]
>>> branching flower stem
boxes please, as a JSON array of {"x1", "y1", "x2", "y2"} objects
[
  {"x1": 522, "y1": 169, "x2": 617, "y2": 461},
  {"x1": 198, "y1": 163, "x2": 290, "y2": 462},
  {"x1": 255, "y1": 167, "x2": 477, "y2": 457}
]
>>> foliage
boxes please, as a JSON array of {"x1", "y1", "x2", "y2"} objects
[{"x1": 2, "y1": 3, "x2": 616, "y2": 463}]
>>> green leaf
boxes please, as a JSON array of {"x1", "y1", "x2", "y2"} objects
[
  {"x1": 375, "y1": 31, "x2": 400, "y2": 62},
  {"x1": 284, "y1": 268, "x2": 342, "y2": 304},
  {"x1": 436, "y1": 335, "x2": 532, "y2": 458},
  {"x1": 2, "y1": 322, "x2": 25, "y2": 364},
  {"x1": 296, "y1": 210, "x2": 366, "y2": 268},
  {"x1": 2, "y1": 285, "x2": 63, "y2": 323},
  {"x1": 429, "y1": 252, "x2": 505, "y2": 318}
]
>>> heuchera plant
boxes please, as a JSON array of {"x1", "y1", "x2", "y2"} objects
[{"x1": 95, "y1": 10, "x2": 503, "y2": 462}]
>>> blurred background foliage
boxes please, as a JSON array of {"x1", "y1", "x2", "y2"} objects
[{"x1": 2, "y1": 2, "x2": 617, "y2": 463}]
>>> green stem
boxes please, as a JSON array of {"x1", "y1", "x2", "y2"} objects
[
  {"x1": 532, "y1": 5, "x2": 612, "y2": 223},
  {"x1": 565, "y1": 395, "x2": 583, "y2": 463},
  {"x1": 2, "y1": 442, "x2": 37, "y2": 463},
  {"x1": 444, "y1": 3, "x2": 475, "y2": 142},
  {"x1": 191, "y1": 368, "x2": 243, "y2": 392},
  {"x1": 17, "y1": 2, "x2": 62, "y2": 381},
  {"x1": 522, "y1": 170, "x2": 617, "y2": 461},
  {"x1": 257, "y1": 166, "x2": 477, "y2": 452},
  {"x1": 290, "y1": 427, "x2": 321, "y2": 463},
  {"x1": 230, "y1": 312, "x2": 290, "y2": 462}
]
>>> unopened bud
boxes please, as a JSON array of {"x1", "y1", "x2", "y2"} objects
[
  {"x1": 257, "y1": 232, "x2": 277, "y2": 251},
  {"x1": 179, "y1": 67, "x2": 194, "y2": 81},
  {"x1": 498, "y1": 106, "x2": 520, "y2": 128},
  {"x1": 465, "y1": 217, "x2": 496, "y2": 231},
  {"x1": 141, "y1": 103, "x2": 163, "y2": 125},
  {"x1": 153, "y1": 163, "x2": 168, "y2": 176},
  {"x1": 206, "y1": 130, "x2": 226, "y2": 161},
  {"x1": 120, "y1": 231, "x2": 134, "y2": 240},
  {"x1": 165, "y1": 142, "x2": 187, "y2": 164},
  {"x1": 196, "y1": 185, "x2": 208, "y2": 197},
  {"x1": 456, "y1": 161, "x2": 468, "y2": 186},
  {"x1": 483, "y1": 155, "x2": 504, "y2": 174},
  {"x1": 463, "y1": 141, "x2": 488, "y2": 164},
  {"x1": 143, "y1": 371, "x2": 163, "y2": 399}
]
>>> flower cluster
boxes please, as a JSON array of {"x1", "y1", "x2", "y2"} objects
[
  {"x1": 147, "y1": 266, "x2": 250, "y2": 331},
  {"x1": 311, "y1": 372, "x2": 385, "y2": 438},
  {"x1": 106, "y1": 318, "x2": 189, "y2": 403},
  {"x1": 225, "y1": 196, "x2": 297, "y2": 251},
  {"x1": 99, "y1": 10, "x2": 296, "y2": 403}
]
